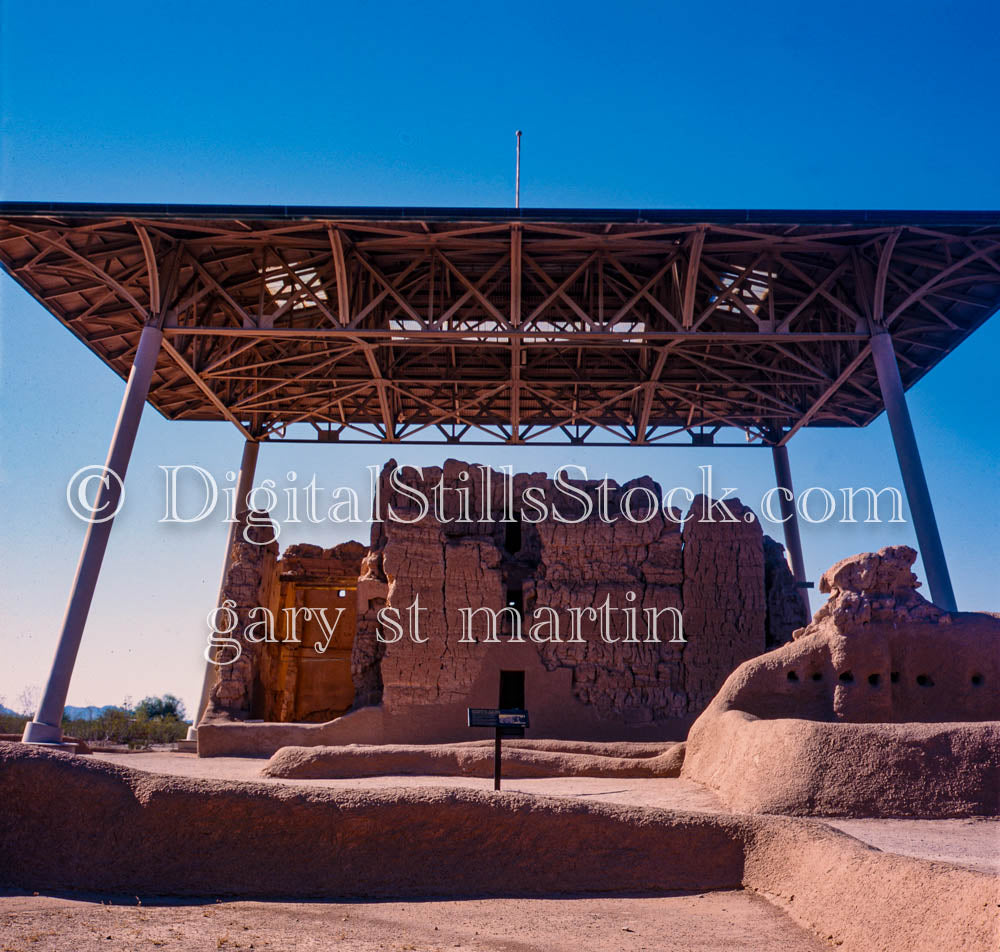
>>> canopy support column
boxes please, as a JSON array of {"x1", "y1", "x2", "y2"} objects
[
  {"x1": 191, "y1": 438, "x2": 260, "y2": 736},
  {"x1": 22, "y1": 323, "x2": 164, "y2": 745},
  {"x1": 870, "y1": 330, "x2": 956, "y2": 611},
  {"x1": 771, "y1": 442, "x2": 810, "y2": 617}
]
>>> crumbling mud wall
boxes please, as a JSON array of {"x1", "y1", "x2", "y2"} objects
[
  {"x1": 682, "y1": 494, "x2": 767, "y2": 713},
  {"x1": 254, "y1": 541, "x2": 366, "y2": 722},
  {"x1": 529, "y1": 475, "x2": 685, "y2": 724},
  {"x1": 205, "y1": 532, "x2": 363, "y2": 723},
  {"x1": 206, "y1": 460, "x2": 805, "y2": 740},
  {"x1": 763, "y1": 535, "x2": 809, "y2": 648},
  {"x1": 346, "y1": 460, "x2": 803, "y2": 736},
  {"x1": 206, "y1": 512, "x2": 279, "y2": 717},
  {"x1": 682, "y1": 546, "x2": 1000, "y2": 816}
]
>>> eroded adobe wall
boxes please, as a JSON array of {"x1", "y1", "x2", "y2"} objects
[
  {"x1": 681, "y1": 493, "x2": 767, "y2": 712},
  {"x1": 210, "y1": 460, "x2": 803, "y2": 735},
  {"x1": 253, "y1": 542, "x2": 366, "y2": 722},
  {"x1": 763, "y1": 534, "x2": 810, "y2": 648},
  {"x1": 3, "y1": 743, "x2": 997, "y2": 952},
  {"x1": 206, "y1": 512, "x2": 279, "y2": 718},
  {"x1": 681, "y1": 546, "x2": 1000, "y2": 817},
  {"x1": 531, "y1": 475, "x2": 686, "y2": 724},
  {"x1": 350, "y1": 460, "x2": 795, "y2": 734},
  {"x1": 206, "y1": 534, "x2": 363, "y2": 722}
]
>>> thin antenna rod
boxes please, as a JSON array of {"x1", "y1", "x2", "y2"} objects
[{"x1": 515, "y1": 130, "x2": 522, "y2": 209}]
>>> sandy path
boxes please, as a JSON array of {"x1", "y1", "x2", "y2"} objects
[
  {"x1": 0, "y1": 891, "x2": 829, "y2": 952},
  {"x1": 825, "y1": 817, "x2": 999, "y2": 873}
]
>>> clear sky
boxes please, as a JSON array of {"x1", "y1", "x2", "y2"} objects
[{"x1": 1, "y1": 1, "x2": 998, "y2": 717}]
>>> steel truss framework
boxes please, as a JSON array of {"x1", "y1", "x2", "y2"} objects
[{"x1": 2, "y1": 204, "x2": 999, "y2": 448}]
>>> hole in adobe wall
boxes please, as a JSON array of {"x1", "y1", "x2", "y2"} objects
[
  {"x1": 504, "y1": 511, "x2": 523, "y2": 554},
  {"x1": 971, "y1": 674, "x2": 984, "y2": 686},
  {"x1": 890, "y1": 672, "x2": 900, "y2": 683},
  {"x1": 838, "y1": 671, "x2": 854, "y2": 684},
  {"x1": 810, "y1": 672, "x2": 823, "y2": 682},
  {"x1": 868, "y1": 673, "x2": 881, "y2": 687},
  {"x1": 916, "y1": 674, "x2": 934, "y2": 687},
  {"x1": 786, "y1": 671, "x2": 799, "y2": 682}
]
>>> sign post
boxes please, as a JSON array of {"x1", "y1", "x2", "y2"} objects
[
  {"x1": 467, "y1": 708, "x2": 530, "y2": 791},
  {"x1": 494, "y1": 726, "x2": 502, "y2": 790}
]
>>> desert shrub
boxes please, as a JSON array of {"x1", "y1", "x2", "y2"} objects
[
  {"x1": 135, "y1": 694, "x2": 186, "y2": 721},
  {"x1": 61, "y1": 699, "x2": 189, "y2": 747},
  {"x1": 0, "y1": 712, "x2": 28, "y2": 734},
  {"x1": 1, "y1": 694, "x2": 189, "y2": 747}
]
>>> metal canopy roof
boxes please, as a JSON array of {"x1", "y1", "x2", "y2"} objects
[{"x1": 2, "y1": 201, "x2": 998, "y2": 446}]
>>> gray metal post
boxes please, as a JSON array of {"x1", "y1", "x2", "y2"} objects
[
  {"x1": 23, "y1": 323, "x2": 164, "y2": 744},
  {"x1": 771, "y1": 442, "x2": 811, "y2": 617},
  {"x1": 190, "y1": 438, "x2": 260, "y2": 735},
  {"x1": 870, "y1": 331, "x2": 957, "y2": 611}
]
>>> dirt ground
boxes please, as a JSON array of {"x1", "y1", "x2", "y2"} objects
[
  {"x1": 0, "y1": 890, "x2": 829, "y2": 952},
  {"x1": 824, "y1": 816, "x2": 999, "y2": 873}
]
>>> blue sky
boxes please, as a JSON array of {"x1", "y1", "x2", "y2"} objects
[{"x1": 1, "y1": 1, "x2": 998, "y2": 716}]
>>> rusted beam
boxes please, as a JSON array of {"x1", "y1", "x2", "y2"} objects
[{"x1": 681, "y1": 228, "x2": 705, "y2": 328}]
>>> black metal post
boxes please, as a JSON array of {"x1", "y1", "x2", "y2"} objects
[{"x1": 494, "y1": 727, "x2": 502, "y2": 791}]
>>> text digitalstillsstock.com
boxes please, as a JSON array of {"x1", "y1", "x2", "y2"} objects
[
  {"x1": 64, "y1": 461, "x2": 907, "y2": 664},
  {"x1": 69, "y1": 462, "x2": 908, "y2": 541}
]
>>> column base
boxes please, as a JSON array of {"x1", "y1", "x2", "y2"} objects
[
  {"x1": 21, "y1": 741, "x2": 79, "y2": 753},
  {"x1": 21, "y1": 720, "x2": 64, "y2": 745}
]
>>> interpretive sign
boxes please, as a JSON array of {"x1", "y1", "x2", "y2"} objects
[
  {"x1": 467, "y1": 708, "x2": 530, "y2": 790},
  {"x1": 467, "y1": 708, "x2": 530, "y2": 729}
]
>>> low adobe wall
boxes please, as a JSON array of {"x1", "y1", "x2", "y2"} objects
[
  {"x1": 0, "y1": 744, "x2": 995, "y2": 952},
  {"x1": 261, "y1": 742, "x2": 686, "y2": 779},
  {"x1": 739, "y1": 816, "x2": 998, "y2": 952},
  {"x1": 0, "y1": 743, "x2": 740, "y2": 898}
]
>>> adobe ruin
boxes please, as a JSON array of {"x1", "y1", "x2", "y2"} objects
[
  {"x1": 201, "y1": 460, "x2": 807, "y2": 752},
  {"x1": 682, "y1": 545, "x2": 1000, "y2": 816}
]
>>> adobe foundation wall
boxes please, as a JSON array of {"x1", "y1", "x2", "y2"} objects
[
  {"x1": 1, "y1": 744, "x2": 995, "y2": 952},
  {"x1": 261, "y1": 741, "x2": 686, "y2": 779},
  {"x1": 740, "y1": 816, "x2": 998, "y2": 952},
  {"x1": 0, "y1": 743, "x2": 742, "y2": 898}
]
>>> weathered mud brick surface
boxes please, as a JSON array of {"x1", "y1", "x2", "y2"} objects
[{"x1": 208, "y1": 461, "x2": 801, "y2": 733}]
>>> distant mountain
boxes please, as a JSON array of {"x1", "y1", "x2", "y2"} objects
[
  {"x1": 64, "y1": 704, "x2": 120, "y2": 721},
  {"x1": 0, "y1": 705, "x2": 18, "y2": 716}
]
